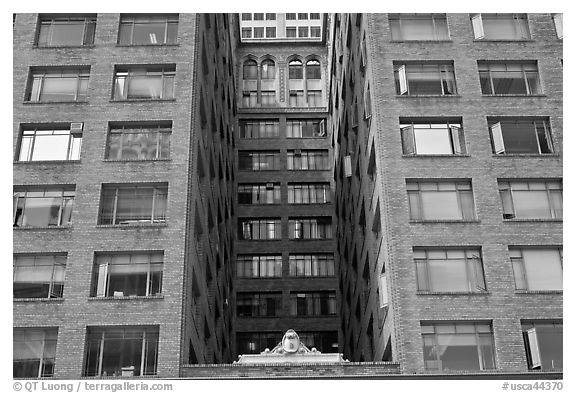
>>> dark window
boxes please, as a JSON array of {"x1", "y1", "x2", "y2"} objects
[
  {"x1": 286, "y1": 13, "x2": 296, "y2": 20},
  {"x1": 489, "y1": 118, "x2": 553, "y2": 154},
  {"x1": 238, "y1": 219, "x2": 281, "y2": 240},
  {"x1": 299, "y1": 331, "x2": 338, "y2": 353},
  {"x1": 238, "y1": 183, "x2": 280, "y2": 204},
  {"x1": 289, "y1": 291, "x2": 336, "y2": 316},
  {"x1": 287, "y1": 183, "x2": 331, "y2": 204},
  {"x1": 289, "y1": 60, "x2": 303, "y2": 79},
  {"x1": 236, "y1": 292, "x2": 282, "y2": 317},
  {"x1": 306, "y1": 60, "x2": 321, "y2": 79},
  {"x1": 13, "y1": 187, "x2": 75, "y2": 228},
  {"x1": 236, "y1": 255, "x2": 282, "y2": 278},
  {"x1": 286, "y1": 27, "x2": 297, "y2": 37},
  {"x1": 236, "y1": 332, "x2": 282, "y2": 355},
  {"x1": 118, "y1": 15, "x2": 178, "y2": 45},
  {"x1": 36, "y1": 15, "x2": 95, "y2": 46},
  {"x1": 240, "y1": 120, "x2": 279, "y2": 139},
  {"x1": 288, "y1": 217, "x2": 332, "y2": 239},
  {"x1": 238, "y1": 151, "x2": 280, "y2": 171},
  {"x1": 522, "y1": 321, "x2": 562, "y2": 370},
  {"x1": 113, "y1": 66, "x2": 175, "y2": 100},
  {"x1": 479, "y1": 61, "x2": 541, "y2": 95},
  {"x1": 288, "y1": 254, "x2": 335, "y2": 276},
  {"x1": 243, "y1": 60, "x2": 258, "y2": 80},
  {"x1": 98, "y1": 184, "x2": 168, "y2": 225},
  {"x1": 106, "y1": 122, "x2": 171, "y2": 160},
  {"x1": 26, "y1": 68, "x2": 89, "y2": 102},
  {"x1": 265, "y1": 27, "x2": 276, "y2": 38},
  {"x1": 13, "y1": 254, "x2": 66, "y2": 299},
  {"x1": 14, "y1": 328, "x2": 58, "y2": 377},
  {"x1": 84, "y1": 326, "x2": 159, "y2": 377}
]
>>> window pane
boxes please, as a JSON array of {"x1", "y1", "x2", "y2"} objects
[
  {"x1": 437, "y1": 333, "x2": 482, "y2": 370},
  {"x1": 414, "y1": 127, "x2": 453, "y2": 154},
  {"x1": 51, "y1": 22, "x2": 85, "y2": 45},
  {"x1": 522, "y1": 249, "x2": 562, "y2": 290},
  {"x1": 428, "y1": 259, "x2": 469, "y2": 291},
  {"x1": 420, "y1": 191, "x2": 461, "y2": 219},
  {"x1": 513, "y1": 190, "x2": 552, "y2": 218}
]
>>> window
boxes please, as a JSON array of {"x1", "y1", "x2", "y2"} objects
[
  {"x1": 479, "y1": 61, "x2": 541, "y2": 95},
  {"x1": 241, "y1": 13, "x2": 252, "y2": 21},
  {"x1": 394, "y1": 62, "x2": 456, "y2": 95},
  {"x1": 511, "y1": 248, "x2": 562, "y2": 291},
  {"x1": 286, "y1": 27, "x2": 297, "y2": 38},
  {"x1": 13, "y1": 187, "x2": 75, "y2": 228},
  {"x1": 253, "y1": 27, "x2": 264, "y2": 38},
  {"x1": 236, "y1": 255, "x2": 282, "y2": 278},
  {"x1": 118, "y1": 15, "x2": 178, "y2": 45},
  {"x1": 36, "y1": 15, "x2": 95, "y2": 46},
  {"x1": 421, "y1": 322, "x2": 495, "y2": 371},
  {"x1": 13, "y1": 254, "x2": 66, "y2": 299},
  {"x1": 288, "y1": 183, "x2": 331, "y2": 204},
  {"x1": 489, "y1": 118, "x2": 553, "y2": 154},
  {"x1": 287, "y1": 119, "x2": 326, "y2": 138},
  {"x1": 286, "y1": 13, "x2": 296, "y2": 20},
  {"x1": 401, "y1": 119, "x2": 465, "y2": 155},
  {"x1": 310, "y1": 13, "x2": 321, "y2": 20},
  {"x1": 238, "y1": 218, "x2": 281, "y2": 240},
  {"x1": 238, "y1": 151, "x2": 280, "y2": 171},
  {"x1": 85, "y1": 326, "x2": 159, "y2": 377},
  {"x1": 287, "y1": 150, "x2": 329, "y2": 170},
  {"x1": 288, "y1": 217, "x2": 332, "y2": 239},
  {"x1": 98, "y1": 184, "x2": 168, "y2": 225},
  {"x1": 552, "y1": 14, "x2": 563, "y2": 39},
  {"x1": 241, "y1": 27, "x2": 252, "y2": 39},
  {"x1": 298, "y1": 26, "x2": 309, "y2": 38},
  {"x1": 237, "y1": 292, "x2": 282, "y2": 317},
  {"x1": 240, "y1": 120, "x2": 279, "y2": 139},
  {"x1": 310, "y1": 26, "x2": 321, "y2": 38},
  {"x1": 307, "y1": 90, "x2": 322, "y2": 106},
  {"x1": 471, "y1": 14, "x2": 530, "y2": 40},
  {"x1": 298, "y1": 13, "x2": 308, "y2": 20},
  {"x1": 522, "y1": 321, "x2": 562, "y2": 370},
  {"x1": 407, "y1": 181, "x2": 476, "y2": 221},
  {"x1": 238, "y1": 183, "x2": 280, "y2": 204},
  {"x1": 266, "y1": 13, "x2": 276, "y2": 20},
  {"x1": 92, "y1": 252, "x2": 163, "y2": 297},
  {"x1": 113, "y1": 66, "x2": 175, "y2": 100},
  {"x1": 289, "y1": 291, "x2": 336, "y2": 316},
  {"x1": 261, "y1": 59, "x2": 276, "y2": 79},
  {"x1": 414, "y1": 248, "x2": 486, "y2": 292},
  {"x1": 289, "y1": 90, "x2": 305, "y2": 106},
  {"x1": 106, "y1": 122, "x2": 170, "y2": 160},
  {"x1": 499, "y1": 180, "x2": 562, "y2": 219},
  {"x1": 13, "y1": 328, "x2": 58, "y2": 378},
  {"x1": 261, "y1": 91, "x2": 276, "y2": 106},
  {"x1": 299, "y1": 332, "x2": 337, "y2": 353},
  {"x1": 389, "y1": 14, "x2": 449, "y2": 41},
  {"x1": 26, "y1": 68, "x2": 89, "y2": 102},
  {"x1": 237, "y1": 332, "x2": 282, "y2": 355},
  {"x1": 242, "y1": 90, "x2": 257, "y2": 107},
  {"x1": 364, "y1": 84, "x2": 372, "y2": 119},
  {"x1": 289, "y1": 254, "x2": 335, "y2": 277},
  {"x1": 266, "y1": 27, "x2": 276, "y2": 38},
  {"x1": 243, "y1": 60, "x2": 258, "y2": 80},
  {"x1": 253, "y1": 13, "x2": 264, "y2": 21},
  {"x1": 289, "y1": 60, "x2": 303, "y2": 79},
  {"x1": 17, "y1": 124, "x2": 82, "y2": 161}
]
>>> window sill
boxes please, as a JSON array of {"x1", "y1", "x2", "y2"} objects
[
  {"x1": 416, "y1": 291, "x2": 489, "y2": 296},
  {"x1": 409, "y1": 220, "x2": 480, "y2": 224},
  {"x1": 34, "y1": 45, "x2": 95, "y2": 49},
  {"x1": 14, "y1": 160, "x2": 81, "y2": 164},
  {"x1": 23, "y1": 100, "x2": 88, "y2": 105},
  {"x1": 289, "y1": 238, "x2": 333, "y2": 241},
  {"x1": 104, "y1": 158, "x2": 172, "y2": 163},
  {"x1": 287, "y1": 169, "x2": 331, "y2": 172},
  {"x1": 396, "y1": 95, "x2": 461, "y2": 98},
  {"x1": 97, "y1": 223, "x2": 168, "y2": 228},
  {"x1": 88, "y1": 295, "x2": 164, "y2": 301},
  {"x1": 115, "y1": 43, "x2": 180, "y2": 47},
  {"x1": 390, "y1": 40, "x2": 453, "y2": 43},
  {"x1": 473, "y1": 39, "x2": 535, "y2": 42},
  {"x1": 238, "y1": 203, "x2": 282, "y2": 206},
  {"x1": 110, "y1": 99, "x2": 176, "y2": 103},
  {"x1": 482, "y1": 94, "x2": 546, "y2": 98},
  {"x1": 286, "y1": 137, "x2": 328, "y2": 139},
  {"x1": 14, "y1": 297, "x2": 65, "y2": 302},
  {"x1": 503, "y1": 218, "x2": 562, "y2": 223},
  {"x1": 288, "y1": 203, "x2": 332, "y2": 206},
  {"x1": 14, "y1": 225, "x2": 72, "y2": 230},
  {"x1": 492, "y1": 153, "x2": 560, "y2": 158},
  {"x1": 402, "y1": 154, "x2": 470, "y2": 158},
  {"x1": 236, "y1": 277, "x2": 283, "y2": 280},
  {"x1": 514, "y1": 290, "x2": 562, "y2": 295},
  {"x1": 238, "y1": 239, "x2": 282, "y2": 242}
]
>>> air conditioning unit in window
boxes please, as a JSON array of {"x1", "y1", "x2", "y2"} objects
[{"x1": 70, "y1": 122, "x2": 84, "y2": 135}]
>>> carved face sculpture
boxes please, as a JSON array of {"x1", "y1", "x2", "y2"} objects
[{"x1": 281, "y1": 329, "x2": 300, "y2": 353}]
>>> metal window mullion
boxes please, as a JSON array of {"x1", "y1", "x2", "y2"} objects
[
  {"x1": 518, "y1": 252, "x2": 529, "y2": 290},
  {"x1": 151, "y1": 188, "x2": 157, "y2": 223},
  {"x1": 545, "y1": 183, "x2": 555, "y2": 218},
  {"x1": 130, "y1": 21, "x2": 135, "y2": 44},
  {"x1": 164, "y1": 19, "x2": 168, "y2": 44},
  {"x1": 475, "y1": 331, "x2": 484, "y2": 369},
  {"x1": 112, "y1": 188, "x2": 119, "y2": 224},
  {"x1": 522, "y1": 67, "x2": 531, "y2": 94},
  {"x1": 155, "y1": 129, "x2": 161, "y2": 159},
  {"x1": 532, "y1": 121, "x2": 543, "y2": 154},
  {"x1": 140, "y1": 331, "x2": 147, "y2": 375},
  {"x1": 97, "y1": 331, "x2": 105, "y2": 376},
  {"x1": 432, "y1": 16, "x2": 438, "y2": 40},
  {"x1": 37, "y1": 331, "x2": 46, "y2": 377},
  {"x1": 508, "y1": 187, "x2": 517, "y2": 217}
]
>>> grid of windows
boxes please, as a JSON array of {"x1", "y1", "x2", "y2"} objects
[
  {"x1": 510, "y1": 248, "x2": 562, "y2": 291},
  {"x1": 236, "y1": 255, "x2": 282, "y2": 278},
  {"x1": 92, "y1": 252, "x2": 163, "y2": 297},
  {"x1": 238, "y1": 151, "x2": 281, "y2": 171},
  {"x1": 14, "y1": 187, "x2": 75, "y2": 228},
  {"x1": 13, "y1": 328, "x2": 58, "y2": 378},
  {"x1": 106, "y1": 123, "x2": 171, "y2": 160},
  {"x1": 26, "y1": 68, "x2": 89, "y2": 102},
  {"x1": 238, "y1": 183, "x2": 281, "y2": 204},
  {"x1": 289, "y1": 291, "x2": 336, "y2": 316},
  {"x1": 394, "y1": 62, "x2": 456, "y2": 96},
  {"x1": 289, "y1": 254, "x2": 335, "y2": 277},
  {"x1": 414, "y1": 248, "x2": 486, "y2": 292},
  {"x1": 98, "y1": 184, "x2": 168, "y2": 225},
  {"x1": 36, "y1": 15, "x2": 96, "y2": 47},
  {"x1": 401, "y1": 119, "x2": 465, "y2": 155},
  {"x1": 288, "y1": 183, "x2": 331, "y2": 204},
  {"x1": 240, "y1": 120, "x2": 279, "y2": 139},
  {"x1": 389, "y1": 14, "x2": 449, "y2": 41},
  {"x1": 407, "y1": 181, "x2": 475, "y2": 221},
  {"x1": 498, "y1": 180, "x2": 562, "y2": 219},
  {"x1": 238, "y1": 219, "x2": 281, "y2": 240},
  {"x1": 84, "y1": 326, "x2": 159, "y2": 377},
  {"x1": 113, "y1": 66, "x2": 175, "y2": 100},
  {"x1": 479, "y1": 61, "x2": 541, "y2": 95},
  {"x1": 287, "y1": 150, "x2": 329, "y2": 170},
  {"x1": 489, "y1": 118, "x2": 553, "y2": 155},
  {"x1": 288, "y1": 217, "x2": 332, "y2": 239},
  {"x1": 118, "y1": 15, "x2": 178, "y2": 45},
  {"x1": 13, "y1": 254, "x2": 66, "y2": 299},
  {"x1": 422, "y1": 322, "x2": 496, "y2": 371},
  {"x1": 236, "y1": 292, "x2": 282, "y2": 317},
  {"x1": 17, "y1": 125, "x2": 82, "y2": 162}
]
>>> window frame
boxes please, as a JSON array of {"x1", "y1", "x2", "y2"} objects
[
  {"x1": 238, "y1": 151, "x2": 281, "y2": 171},
  {"x1": 287, "y1": 183, "x2": 331, "y2": 204},
  {"x1": 118, "y1": 14, "x2": 178, "y2": 45},
  {"x1": 98, "y1": 184, "x2": 168, "y2": 225},
  {"x1": 489, "y1": 118, "x2": 554, "y2": 155},
  {"x1": 13, "y1": 187, "x2": 75, "y2": 228},
  {"x1": 36, "y1": 15, "x2": 96, "y2": 47},
  {"x1": 498, "y1": 180, "x2": 562, "y2": 219},
  {"x1": 407, "y1": 180, "x2": 476, "y2": 221},
  {"x1": 26, "y1": 68, "x2": 90, "y2": 102},
  {"x1": 237, "y1": 183, "x2": 281, "y2": 205},
  {"x1": 401, "y1": 119, "x2": 465, "y2": 155},
  {"x1": 13, "y1": 328, "x2": 58, "y2": 378},
  {"x1": 289, "y1": 291, "x2": 336, "y2": 316},
  {"x1": 288, "y1": 254, "x2": 335, "y2": 277},
  {"x1": 13, "y1": 254, "x2": 67, "y2": 299},
  {"x1": 288, "y1": 217, "x2": 333, "y2": 240},
  {"x1": 106, "y1": 122, "x2": 171, "y2": 161},
  {"x1": 510, "y1": 247, "x2": 563, "y2": 291},
  {"x1": 286, "y1": 119, "x2": 326, "y2": 138},
  {"x1": 238, "y1": 218, "x2": 281, "y2": 240},
  {"x1": 239, "y1": 120, "x2": 279, "y2": 139},
  {"x1": 287, "y1": 150, "x2": 330, "y2": 170},
  {"x1": 17, "y1": 124, "x2": 83, "y2": 162},
  {"x1": 522, "y1": 321, "x2": 562, "y2": 371},
  {"x1": 394, "y1": 62, "x2": 457, "y2": 96},
  {"x1": 471, "y1": 13, "x2": 530, "y2": 40},
  {"x1": 236, "y1": 255, "x2": 282, "y2": 278},
  {"x1": 389, "y1": 13, "x2": 450, "y2": 41},
  {"x1": 479, "y1": 61, "x2": 542, "y2": 96},
  {"x1": 236, "y1": 292, "x2": 282, "y2": 317},
  {"x1": 113, "y1": 65, "x2": 175, "y2": 101}
]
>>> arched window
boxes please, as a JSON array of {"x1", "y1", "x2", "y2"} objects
[
  {"x1": 306, "y1": 60, "x2": 321, "y2": 79},
  {"x1": 289, "y1": 60, "x2": 303, "y2": 79},
  {"x1": 243, "y1": 59, "x2": 258, "y2": 80},
  {"x1": 261, "y1": 59, "x2": 276, "y2": 79}
]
